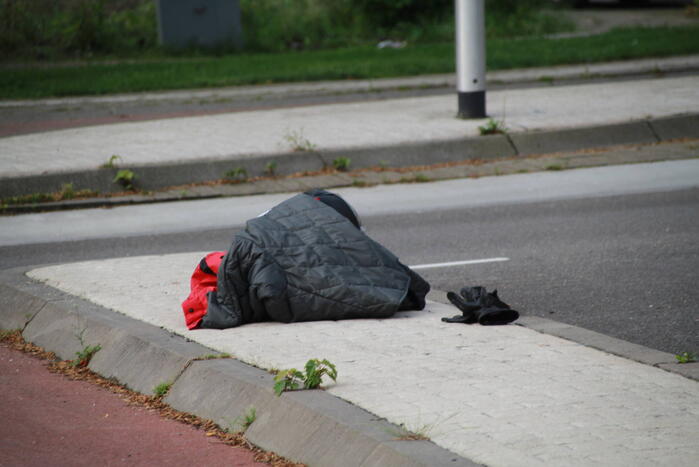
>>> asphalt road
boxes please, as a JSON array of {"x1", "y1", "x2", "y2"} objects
[{"x1": 2, "y1": 160, "x2": 697, "y2": 355}]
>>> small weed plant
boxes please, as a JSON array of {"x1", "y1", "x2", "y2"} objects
[
  {"x1": 265, "y1": 161, "x2": 278, "y2": 176},
  {"x1": 675, "y1": 352, "x2": 697, "y2": 364},
  {"x1": 58, "y1": 183, "x2": 75, "y2": 200},
  {"x1": 0, "y1": 329, "x2": 20, "y2": 341},
  {"x1": 225, "y1": 167, "x2": 248, "y2": 182},
  {"x1": 274, "y1": 358, "x2": 337, "y2": 396},
  {"x1": 197, "y1": 353, "x2": 232, "y2": 360},
  {"x1": 100, "y1": 155, "x2": 122, "y2": 169},
  {"x1": 284, "y1": 129, "x2": 317, "y2": 152},
  {"x1": 1, "y1": 183, "x2": 98, "y2": 207},
  {"x1": 59, "y1": 184, "x2": 96, "y2": 201},
  {"x1": 333, "y1": 157, "x2": 351, "y2": 172},
  {"x1": 71, "y1": 325, "x2": 101, "y2": 367},
  {"x1": 398, "y1": 173, "x2": 430, "y2": 184},
  {"x1": 154, "y1": 381, "x2": 172, "y2": 397},
  {"x1": 228, "y1": 406, "x2": 257, "y2": 433},
  {"x1": 478, "y1": 118, "x2": 507, "y2": 135},
  {"x1": 545, "y1": 164, "x2": 564, "y2": 171},
  {"x1": 242, "y1": 406, "x2": 257, "y2": 429},
  {"x1": 388, "y1": 414, "x2": 456, "y2": 441},
  {"x1": 72, "y1": 344, "x2": 101, "y2": 368},
  {"x1": 113, "y1": 169, "x2": 136, "y2": 190},
  {"x1": 397, "y1": 428, "x2": 430, "y2": 441}
]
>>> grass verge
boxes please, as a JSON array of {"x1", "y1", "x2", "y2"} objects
[{"x1": 2, "y1": 25, "x2": 698, "y2": 99}]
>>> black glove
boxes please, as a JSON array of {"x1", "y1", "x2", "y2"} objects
[
  {"x1": 441, "y1": 287, "x2": 484, "y2": 323},
  {"x1": 442, "y1": 286, "x2": 519, "y2": 325},
  {"x1": 474, "y1": 288, "x2": 519, "y2": 325}
]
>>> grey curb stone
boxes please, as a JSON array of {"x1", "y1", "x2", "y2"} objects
[
  {"x1": 508, "y1": 120, "x2": 658, "y2": 156},
  {"x1": 0, "y1": 269, "x2": 215, "y2": 394},
  {"x1": 318, "y1": 134, "x2": 516, "y2": 171},
  {"x1": 166, "y1": 359, "x2": 477, "y2": 467},
  {"x1": 650, "y1": 114, "x2": 699, "y2": 140},
  {"x1": 2, "y1": 113, "x2": 697, "y2": 199},
  {"x1": 0, "y1": 282, "x2": 46, "y2": 330},
  {"x1": 87, "y1": 324, "x2": 212, "y2": 395},
  {"x1": 0, "y1": 151, "x2": 326, "y2": 199},
  {"x1": 0, "y1": 267, "x2": 478, "y2": 467}
]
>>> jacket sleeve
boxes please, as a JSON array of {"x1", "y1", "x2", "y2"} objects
[
  {"x1": 201, "y1": 238, "x2": 256, "y2": 329},
  {"x1": 200, "y1": 247, "x2": 245, "y2": 329},
  {"x1": 247, "y1": 251, "x2": 293, "y2": 323},
  {"x1": 398, "y1": 264, "x2": 431, "y2": 311}
]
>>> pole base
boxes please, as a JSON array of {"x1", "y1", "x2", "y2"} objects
[{"x1": 457, "y1": 91, "x2": 486, "y2": 119}]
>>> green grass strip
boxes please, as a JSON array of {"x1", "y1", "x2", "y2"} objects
[{"x1": 2, "y1": 26, "x2": 698, "y2": 100}]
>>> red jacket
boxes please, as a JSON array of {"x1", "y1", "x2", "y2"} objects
[{"x1": 181, "y1": 252, "x2": 226, "y2": 329}]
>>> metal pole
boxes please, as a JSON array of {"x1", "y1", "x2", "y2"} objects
[{"x1": 455, "y1": 0, "x2": 486, "y2": 118}]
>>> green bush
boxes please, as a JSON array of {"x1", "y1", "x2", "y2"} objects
[
  {"x1": 239, "y1": 0, "x2": 571, "y2": 52},
  {"x1": 486, "y1": 0, "x2": 573, "y2": 38},
  {"x1": 1, "y1": 0, "x2": 156, "y2": 59},
  {"x1": 354, "y1": 0, "x2": 452, "y2": 29},
  {"x1": 0, "y1": 0, "x2": 572, "y2": 59},
  {"x1": 239, "y1": 0, "x2": 367, "y2": 52}
]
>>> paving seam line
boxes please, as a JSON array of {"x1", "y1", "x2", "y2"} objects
[
  {"x1": 2, "y1": 113, "x2": 698, "y2": 201},
  {"x1": 645, "y1": 120, "x2": 662, "y2": 142},
  {"x1": 0, "y1": 267, "x2": 478, "y2": 467}
]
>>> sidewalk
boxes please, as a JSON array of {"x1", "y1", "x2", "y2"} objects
[
  {"x1": 1, "y1": 57, "x2": 698, "y2": 199},
  {"x1": 3, "y1": 253, "x2": 698, "y2": 467}
]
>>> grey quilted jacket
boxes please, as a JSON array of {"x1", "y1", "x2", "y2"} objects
[{"x1": 201, "y1": 193, "x2": 429, "y2": 329}]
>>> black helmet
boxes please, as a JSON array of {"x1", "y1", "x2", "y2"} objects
[{"x1": 304, "y1": 189, "x2": 361, "y2": 229}]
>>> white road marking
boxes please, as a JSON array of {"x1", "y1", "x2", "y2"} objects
[{"x1": 409, "y1": 257, "x2": 509, "y2": 270}]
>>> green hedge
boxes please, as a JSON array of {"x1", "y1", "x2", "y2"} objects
[{"x1": 1, "y1": 0, "x2": 571, "y2": 59}]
